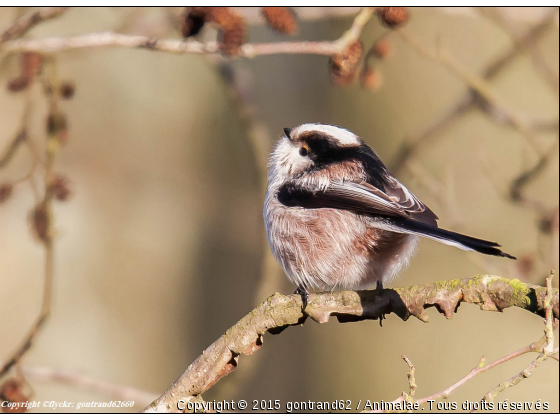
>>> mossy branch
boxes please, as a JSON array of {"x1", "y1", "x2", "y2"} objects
[{"x1": 143, "y1": 275, "x2": 559, "y2": 413}]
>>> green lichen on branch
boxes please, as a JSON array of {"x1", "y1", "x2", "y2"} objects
[
  {"x1": 395, "y1": 275, "x2": 557, "y2": 322},
  {"x1": 143, "y1": 275, "x2": 558, "y2": 413}
]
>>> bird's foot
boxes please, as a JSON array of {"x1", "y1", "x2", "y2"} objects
[
  {"x1": 294, "y1": 285, "x2": 309, "y2": 310},
  {"x1": 376, "y1": 282, "x2": 385, "y2": 326}
]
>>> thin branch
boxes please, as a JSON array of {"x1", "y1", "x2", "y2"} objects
[
  {"x1": 480, "y1": 353, "x2": 549, "y2": 407},
  {"x1": 0, "y1": 315, "x2": 49, "y2": 378},
  {"x1": 402, "y1": 355, "x2": 417, "y2": 397},
  {"x1": 0, "y1": 130, "x2": 26, "y2": 168},
  {"x1": 143, "y1": 276, "x2": 558, "y2": 413},
  {"x1": 417, "y1": 340, "x2": 544, "y2": 406},
  {"x1": 0, "y1": 8, "x2": 374, "y2": 58},
  {"x1": 0, "y1": 7, "x2": 68, "y2": 45},
  {"x1": 21, "y1": 365, "x2": 158, "y2": 403},
  {"x1": 543, "y1": 271, "x2": 556, "y2": 354}
]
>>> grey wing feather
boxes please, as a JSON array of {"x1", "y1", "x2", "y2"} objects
[
  {"x1": 382, "y1": 178, "x2": 439, "y2": 226},
  {"x1": 280, "y1": 180, "x2": 438, "y2": 226}
]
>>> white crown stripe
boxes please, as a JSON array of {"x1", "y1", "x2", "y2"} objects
[{"x1": 294, "y1": 123, "x2": 361, "y2": 147}]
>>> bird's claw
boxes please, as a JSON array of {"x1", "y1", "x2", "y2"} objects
[{"x1": 294, "y1": 285, "x2": 309, "y2": 310}]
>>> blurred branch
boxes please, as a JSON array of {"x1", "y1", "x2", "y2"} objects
[
  {"x1": 0, "y1": 129, "x2": 26, "y2": 168},
  {"x1": 478, "y1": 7, "x2": 559, "y2": 94},
  {"x1": 0, "y1": 59, "x2": 62, "y2": 380},
  {"x1": 509, "y1": 139, "x2": 559, "y2": 209},
  {"x1": 390, "y1": 8, "x2": 559, "y2": 174},
  {"x1": 209, "y1": 58, "x2": 281, "y2": 401},
  {"x1": 365, "y1": 272, "x2": 558, "y2": 413},
  {"x1": 143, "y1": 275, "x2": 558, "y2": 413},
  {"x1": 22, "y1": 365, "x2": 158, "y2": 403},
  {"x1": 398, "y1": 28, "x2": 543, "y2": 155},
  {"x1": 0, "y1": 8, "x2": 374, "y2": 57},
  {"x1": 0, "y1": 7, "x2": 68, "y2": 45}
]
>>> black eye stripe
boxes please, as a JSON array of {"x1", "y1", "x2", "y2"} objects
[{"x1": 299, "y1": 132, "x2": 331, "y2": 146}]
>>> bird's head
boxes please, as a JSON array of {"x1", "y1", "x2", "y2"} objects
[{"x1": 269, "y1": 123, "x2": 364, "y2": 182}]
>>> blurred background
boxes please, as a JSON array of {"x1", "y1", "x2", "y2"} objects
[{"x1": 0, "y1": 6, "x2": 558, "y2": 413}]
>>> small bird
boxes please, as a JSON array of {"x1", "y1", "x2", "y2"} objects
[{"x1": 264, "y1": 123, "x2": 515, "y2": 307}]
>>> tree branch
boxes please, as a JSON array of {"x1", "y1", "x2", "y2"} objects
[
  {"x1": 0, "y1": 7, "x2": 68, "y2": 45},
  {"x1": 0, "y1": 8, "x2": 374, "y2": 58},
  {"x1": 142, "y1": 275, "x2": 558, "y2": 413},
  {"x1": 364, "y1": 272, "x2": 558, "y2": 413},
  {"x1": 21, "y1": 365, "x2": 158, "y2": 403}
]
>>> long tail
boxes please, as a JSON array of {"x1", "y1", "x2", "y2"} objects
[{"x1": 394, "y1": 219, "x2": 516, "y2": 260}]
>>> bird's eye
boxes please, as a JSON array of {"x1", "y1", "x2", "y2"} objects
[{"x1": 299, "y1": 146, "x2": 309, "y2": 156}]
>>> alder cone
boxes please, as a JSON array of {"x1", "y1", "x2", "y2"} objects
[
  {"x1": 261, "y1": 7, "x2": 297, "y2": 34},
  {"x1": 219, "y1": 13, "x2": 246, "y2": 56},
  {"x1": 377, "y1": 7, "x2": 408, "y2": 28},
  {"x1": 329, "y1": 41, "x2": 363, "y2": 85}
]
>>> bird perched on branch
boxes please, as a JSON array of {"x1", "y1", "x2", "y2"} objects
[{"x1": 264, "y1": 123, "x2": 515, "y2": 308}]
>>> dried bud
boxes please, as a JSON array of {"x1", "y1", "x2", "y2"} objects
[
  {"x1": 261, "y1": 7, "x2": 297, "y2": 34},
  {"x1": 49, "y1": 174, "x2": 71, "y2": 201},
  {"x1": 181, "y1": 7, "x2": 208, "y2": 37},
  {"x1": 7, "y1": 77, "x2": 29, "y2": 92},
  {"x1": 30, "y1": 204, "x2": 50, "y2": 242},
  {"x1": 372, "y1": 39, "x2": 391, "y2": 58},
  {"x1": 377, "y1": 7, "x2": 408, "y2": 28},
  {"x1": 219, "y1": 13, "x2": 246, "y2": 56},
  {"x1": 60, "y1": 82, "x2": 75, "y2": 99},
  {"x1": 329, "y1": 41, "x2": 363, "y2": 85},
  {"x1": 47, "y1": 112, "x2": 68, "y2": 144},
  {"x1": 208, "y1": 7, "x2": 237, "y2": 27},
  {"x1": 360, "y1": 67, "x2": 383, "y2": 91},
  {"x1": 0, "y1": 379, "x2": 29, "y2": 413},
  {"x1": 0, "y1": 184, "x2": 13, "y2": 204},
  {"x1": 22, "y1": 52, "x2": 43, "y2": 80}
]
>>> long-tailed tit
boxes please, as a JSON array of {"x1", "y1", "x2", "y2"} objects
[{"x1": 264, "y1": 123, "x2": 515, "y2": 307}]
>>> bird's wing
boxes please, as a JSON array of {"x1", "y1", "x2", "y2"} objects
[{"x1": 277, "y1": 179, "x2": 439, "y2": 226}]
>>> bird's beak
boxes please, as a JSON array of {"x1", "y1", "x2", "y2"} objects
[{"x1": 283, "y1": 127, "x2": 292, "y2": 140}]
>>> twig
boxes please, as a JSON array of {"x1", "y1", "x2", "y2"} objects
[
  {"x1": 401, "y1": 355, "x2": 417, "y2": 398},
  {"x1": 0, "y1": 8, "x2": 374, "y2": 58},
  {"x1": 0, "y1": 315, "x2": 49, "y2": 378},
  {"x1": 481, "y1": 353, "x2": 548, "y2": 406},
  {"x1": 366, "y1": 337, "x2": 553, "y2": 413},
  {"x1": 21, "y1": 365, "x2": 158, "y2": 403},
  {"x1": 416, "y1": 341, "x2": 543, "y2": 405},
  {"x1": 543, "y1": 271, "x2": 556, "y2": 354},
  {"x1": 0, "y1": 7, "x2": 68, "y2": 45},
  {"x1": 0, "y1": 130, "x2": 26, "y2": 168},
  {"x1": 143, "y1": 276, "x2": 558, "y2": 413}
]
